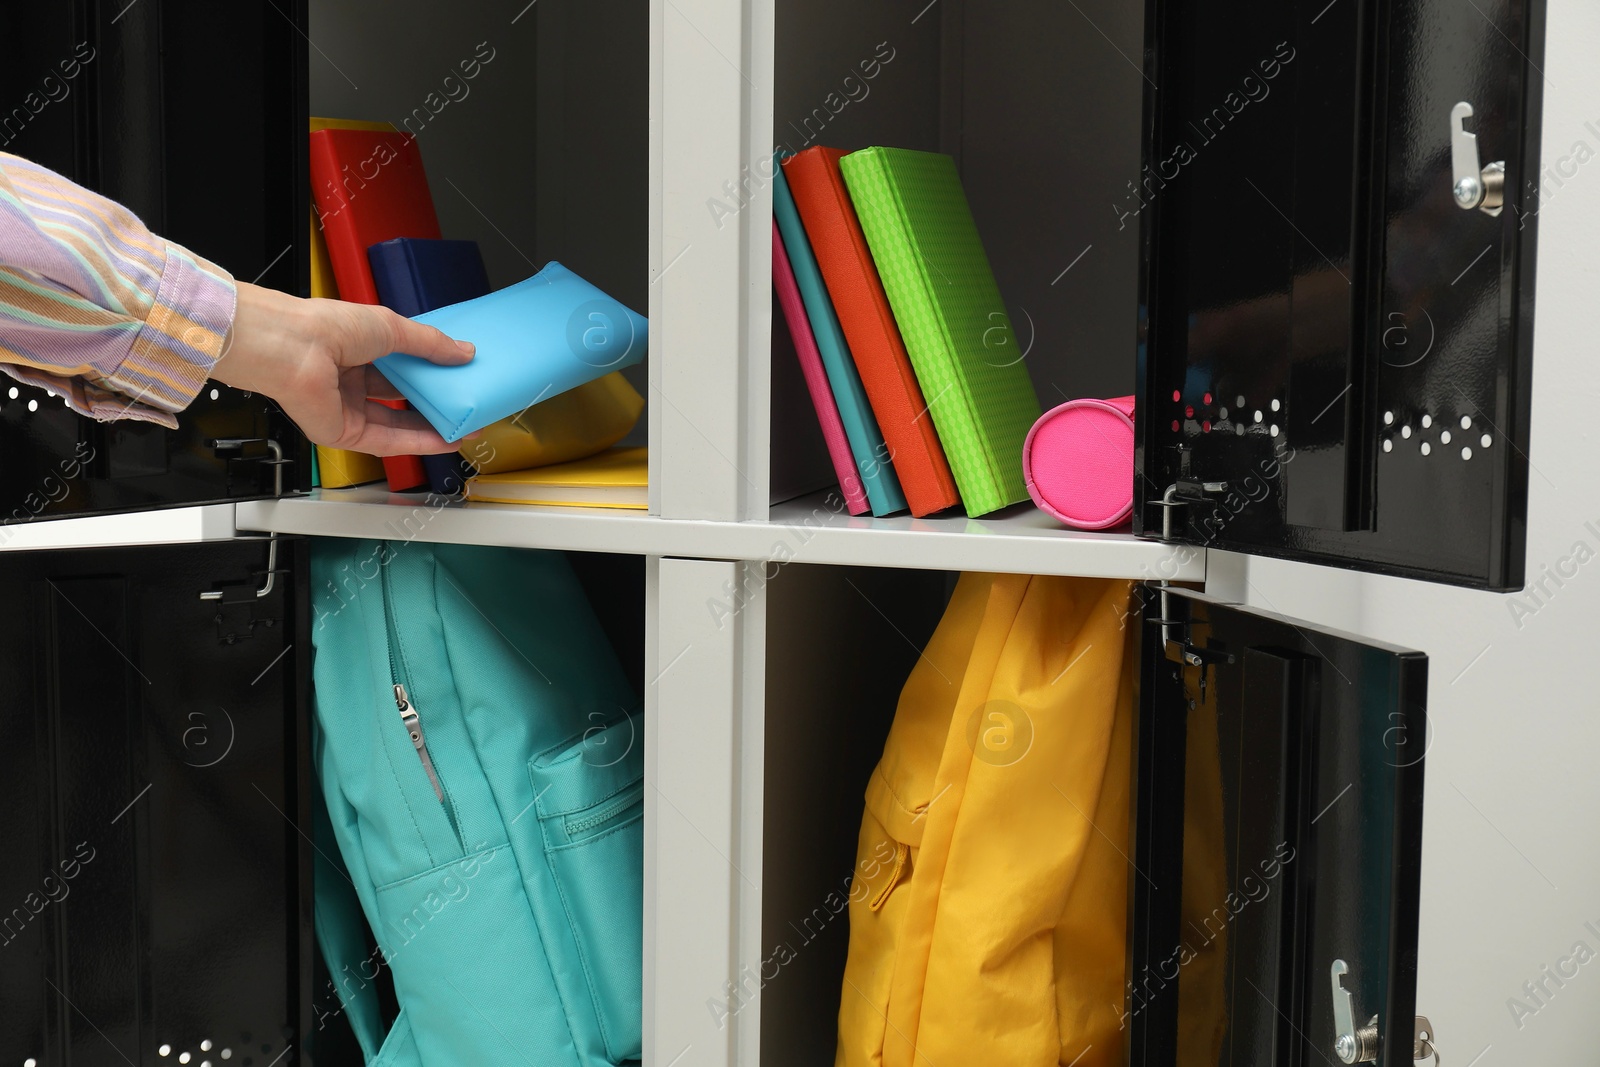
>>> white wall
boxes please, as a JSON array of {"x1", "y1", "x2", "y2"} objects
[{"x1": 1223, "y1": 1, "x2": 1600, "y2": 1059}]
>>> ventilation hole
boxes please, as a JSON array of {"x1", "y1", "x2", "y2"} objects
[
  {"x1": 1270, "y1": 424, "x2": 1279, "y2": 437},
  {"x1": 1480, "y1": 434, "x2": 1492, "y2": 448},
  {"x1": 1171, "y1": 419, "x2": 1180, "y2": 432},
  {"x1": 1252, "y1": 409, "x2": 1262, "y2": 423},
  {"x1": 1235, "y1": 423, "x2": 1245, "y2": 436},
  {"x1": 209, "y1": 388, "x2": 220, "y2": 401},
  {"x1": 1185, "y1": 405, "x2": 1194, "y2": 417},
  {"x1": 45, "y1": 390, "x2": 54, "y2": 398},
  {"x1": 1202, "y1": 420, "x2": 1212, "y2": 433},
  {"x1": 1219, "y1": 406, "x2": 1229, "y2": 419},
  {"x1": 1203, "y1": 392, "x2": 1213, "y2": 405},
  {"x1": 1271, "y1": 398, "x2": 1281, "y2": 412},
  {"x1": 221, "y1": 1053, "x2": 232, "y2": 1062},
  {"x1": 1461, "y1": 415, "x2": 1472, "y2": 429},
  {"x1": 202, "y1": 1062, "x2": 211, "y2": 1067},
  {"x1": 1421, "y1": 442, "x2": 1432, "y2": 456},
  {"x1": 1236, "y1": 394, "x2": 1246, "y2": 407},
  {"x1": 1441, "y1": 430, "x2": 1452, "y2": 444},
  {"x1": 180, "y1": 1055, "x2": 191, "y2": 1065},
  {"x1": 160, "y1": 1048, "x2": 172, "y2": 1058},
  {"x1": 6, "y1": 387, "x2": 15, "y2": 399},
  {"x1": 27, "y1": 399, "x2": 37, "y2": 413},
  {"x1": 201, "y1": 1042, "x2": 212, "y2": 1053},
  {"x1": 26, "y1": 1059, "x2": 38, "y2": 1067},
  {"x1": 1383, "y1": 439, "x2": 1393, "y2": 453},
  {"x1": 1421, "y1": 414, "x2": 1432, "y2": 429},
  {"x1": 1461, "y1": 446, "x2": 1473, "y2": 460},
  {"x1": 1172, "y1": 390, "x2": 1181, "y2": 402},
  {"x1": 1383, "y1": 410, "x2": 1394, "y2": 425},
  {"x1": 1401, "y1": 425, "x2": 1412, "y2": 439}
]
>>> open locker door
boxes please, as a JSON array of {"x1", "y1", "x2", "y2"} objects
[
  {"x1": 1128, "y1": 585, "x2": 1428, "y2": 1067},
  {"x1": 0, "y1": 538, "x2": 315, "y2": 1065},
  {"x1": 0, "y1": 2, "x2": 310, "y2": 522},
  {"x1": 1135, "y1": 0, "x2": 1546, "y2": 590}
]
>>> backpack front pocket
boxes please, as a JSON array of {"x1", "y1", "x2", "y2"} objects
[{"x1": 527, "y1": 712, "x2": 644, "y2": 1065}]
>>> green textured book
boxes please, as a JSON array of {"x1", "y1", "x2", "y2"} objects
[{"x1": 838, "y1": 147, "x2": 1042, "y2": 516}]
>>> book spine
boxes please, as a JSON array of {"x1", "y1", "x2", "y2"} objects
[
  {"x1": 782, "y1": 150, "x2": 958, "y2": 517},
  {"x1": 842, "y1": 149, "x2": 1002, "y2": 514},
  {"x1": 773, "y1": 221, "x2": 870, "y2": 515},
  {"x1": 308, "y1": 132, "x2": 380, "y2": 304},
  {"x1": 772, "y1": 166, "x2": 906, "y2": 516}
]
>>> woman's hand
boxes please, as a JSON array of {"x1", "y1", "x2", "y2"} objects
[{"x1": 208, "y1": 282, "x2": 474, "y2": 456}]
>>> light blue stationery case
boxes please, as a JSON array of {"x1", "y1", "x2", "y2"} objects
[{"x1": 376, "y1": 261, "x2": 647, "y2": 442}]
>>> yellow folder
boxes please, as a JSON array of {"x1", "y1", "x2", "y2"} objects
[{"x1": 465, "y1": 446, "x2": 647, "y2": 509}]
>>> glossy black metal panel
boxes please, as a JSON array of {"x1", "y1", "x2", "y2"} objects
[
  {"x1": 1137, "y1": 0, "x2": 1544, "y2": 590},
  {"x1": 0, "y1": 2, "x2": 312, "y2": 522},
  {"x1": 0, "y1": 538, "x2": 313, "y2": 1066},
  {"x1": 1128, "y1": 586, "x2": 1427, "y2": 1067}
]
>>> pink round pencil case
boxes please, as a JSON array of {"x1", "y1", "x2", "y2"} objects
[{"x1": 1022, "y1": 395, "x2": 1136, "y2": 530}]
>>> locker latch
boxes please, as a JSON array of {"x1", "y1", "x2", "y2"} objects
[
  {"x1": 1331, "y1": 959, "x2": 1379, "y2": 1063},
  {"x1": 1332, "y1": 960, "x2": 1438, "y2": 1064},
  {"x1": 1450, "y1": 101, "x2": 1504, "y2": 216}
]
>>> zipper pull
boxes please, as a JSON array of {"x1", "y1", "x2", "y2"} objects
[{"x1": 395, "y1": 684, "x2": 447, "y2": 803}]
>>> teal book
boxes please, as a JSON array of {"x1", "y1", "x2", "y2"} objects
[
  {"x1": 772, "y1": 159, "x2": 907, "y2": 516},
  {"x1": 838, "y1": 147, "x2": 1041, "y2": 516}
]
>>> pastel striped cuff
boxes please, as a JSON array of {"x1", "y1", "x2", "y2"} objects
[{"x1": 95, "y1": 242, "x2": 238, "y2": 423}]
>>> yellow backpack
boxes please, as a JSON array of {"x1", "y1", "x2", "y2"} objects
[{"x1": 836, "y1": 573, "x2": 1138, "y2": 1067}]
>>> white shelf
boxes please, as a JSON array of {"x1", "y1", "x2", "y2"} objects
[
  {"x1": 761, "y1": 493, "x2": 1203, "y2": 579},
  {"x1": 234, "y1": 488, "x2": 1204, "y2": 580},
  {"x1": 0, "y1": 504, "x2": 236, "y2": 553}
]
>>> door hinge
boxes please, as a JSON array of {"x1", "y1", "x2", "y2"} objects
[
  {"x1": 1145, "y1": 585, "x2": 1235, "y2": 672},
  {"x1": 1149, "y1": 480, "x2": 1229, "y2": 544},
  {"x1": 209, "y1": 437, "x2": 292, "y2": 498},
  {"x1": 200, "y1": 531, "x2": 284, "y2": 643}
]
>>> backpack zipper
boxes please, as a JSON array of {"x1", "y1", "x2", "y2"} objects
[
  {"x1": 394, "y1": 682, "x2": 446, "y2": 803},
  {"x1": 565, "y1": 782, "x2": 644, "y2": 838},
  {"x1": 379, "y1": 545, "x2": 455, "y2": 825}
]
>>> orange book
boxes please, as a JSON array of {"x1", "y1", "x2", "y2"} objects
[{"x1": 781, "y1": 147, "x2": 959, "y2": 516}]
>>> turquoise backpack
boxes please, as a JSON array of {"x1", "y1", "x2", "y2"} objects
[{"x1": 309, "y1": 539, "x2": 644, "y2": 1066}]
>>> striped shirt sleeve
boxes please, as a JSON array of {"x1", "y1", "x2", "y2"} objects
[{"x1": 0, "y1": 151, "x2": 237, "y2": 428}]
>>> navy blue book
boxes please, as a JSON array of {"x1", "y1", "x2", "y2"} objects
[
  {"x1": 368, "y1": 237, "x2": 492, "y2": 317},
  {"x1": 368, "y1": 238, "x2": 492, "y2": 493}
]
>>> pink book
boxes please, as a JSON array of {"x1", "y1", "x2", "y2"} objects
[{"x1": 773, "y1": 220, "x2": 870, "y2": 515}]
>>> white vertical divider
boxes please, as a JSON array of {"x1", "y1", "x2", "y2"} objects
[
  {"x1": 650, "y1": 0, "x2": 775, "y2": 521},
  {"x1": 645, "y1": 557, "x2": 766, "y2": 1067}
]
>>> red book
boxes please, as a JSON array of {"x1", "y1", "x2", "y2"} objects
[
  {"x1": 371, "y1": 398, "x2": 428, "y2": 491},
  {"x1": 781, "y1": 147, "x2": 959, "y2": 517},
  {"x1": 308, "y1": 128, "x2": 442, "y2": 304}
]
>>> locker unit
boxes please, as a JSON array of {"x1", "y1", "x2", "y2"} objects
[{"x1": 0, "y1": 0, "x2": 1564, "y2": 1065}]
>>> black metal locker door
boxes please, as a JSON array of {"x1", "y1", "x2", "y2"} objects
[
  {"x1": 1127, "y1": 585, "x2": 1428, "y2": 1067},
  {"x1": 0, "y1": 538, "x2": 313, "y2": 1067},
  {"x1": 0, "y1": 1, "x2": 311, "y2": 523},
  {"x1": 1135, "y1": 0, "x2": 1544, "y2": 590}
]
